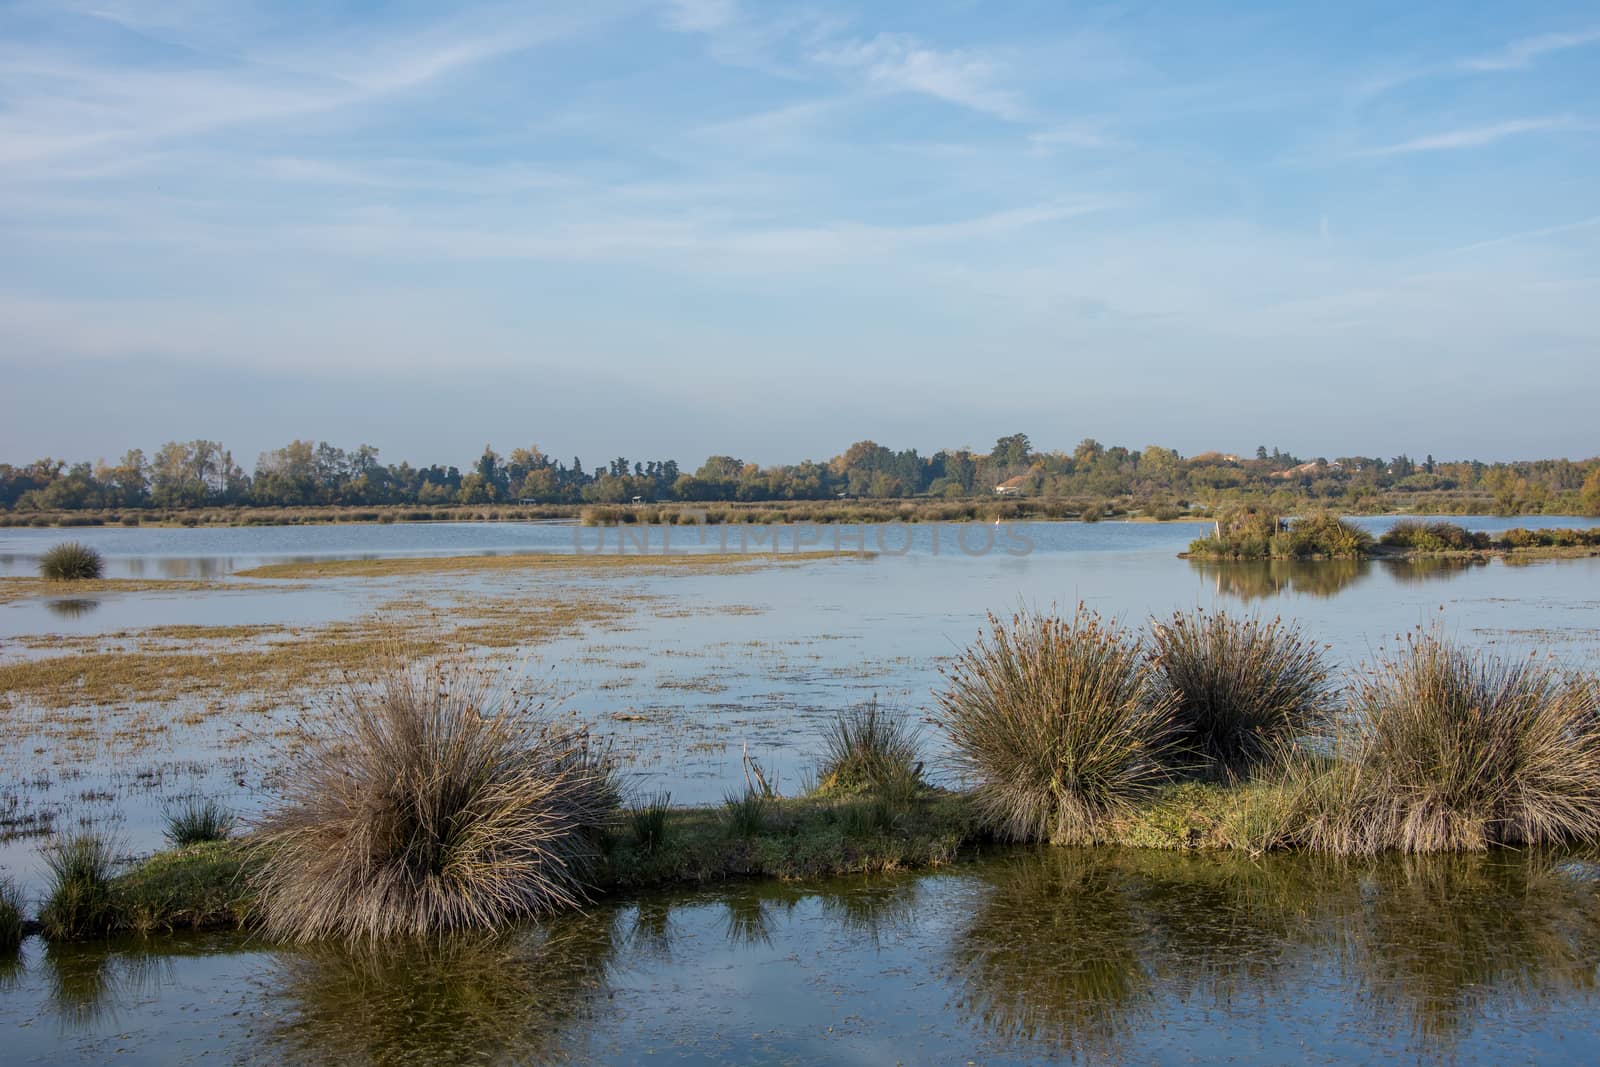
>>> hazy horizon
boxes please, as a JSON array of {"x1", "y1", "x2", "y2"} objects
[{"x1": 3, "y1": 1, "x2": 1596, "y2": 463}]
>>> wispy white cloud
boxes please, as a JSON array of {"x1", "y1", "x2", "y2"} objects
[
  {"x1": 1028, "y1": 121, "x2": 1112, "y2": 153},
  {"x1": 1353, "y1": 116, "x2": 1583, "y2": 156},
  {"x1": 662, "y1": 0, "x2": 738, "y2": 33},
  {"x1": 811, "y1": 33, "x2": 1026, "y2": 120},
  {"x1": 1461, "y1": 27, "x2": 1600, "y2": 71},
  {"x1": 0, "y1": 6, "x2": 611, "y2": 169},
  {"x1": 1442, "y1": 215, "x2": 1600, "y2": 255}
]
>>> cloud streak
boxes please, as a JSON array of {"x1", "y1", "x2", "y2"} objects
[
  {"x1": 1352, "y1": 116, "x2": 1583, "y2": 156},
  {"x1": 1461, "y1": 27, "x2": 1600, "y2": 72},
  {"x1": 812, "y1": 33, "x2": 1027, "y2": 120}
]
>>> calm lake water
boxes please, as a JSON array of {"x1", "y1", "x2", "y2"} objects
[
  {"x1": 4, "y1": 517, "x2": 1600, "y2": 1064},
  {"x1": 5, "y1": 848, "x2": 1600, "y2": 1064}
]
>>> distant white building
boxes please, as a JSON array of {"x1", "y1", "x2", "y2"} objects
[{"x1": 994, "y1": 475, "x2": 1029, "y2": 496}]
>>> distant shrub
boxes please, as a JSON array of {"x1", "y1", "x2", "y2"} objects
[
  {"x1": 119, "y1": 514, "x2": 141, "y2": 527},
  {"x1": 39, "y1": 541, "x2": 104, "y2": 581},
  {"x1": 1187, "y1": 507, "x2": 1279, "y2": 558},
  {"x1": 1380, "y1": 520, "x2": 1489, "y2": 552},
  {"x1": 1149, "y1": 610, "x2": 1334, "y2": 777},
  {"x1": 814, "y1": 700, "x2": 922, "y2": 798},
  {"x1": 1275, "y1": 512, "x2": 1373, "y2": 559},
  {"x1": 39, "y1": 833, "x2": 119, "y2": 940},
  {"x1": 935, "y1": 605, "x2": 1175, "y2": 844},
  {"x1": 163, "y1": 798, "x2": 233, "y2": 847},
  {"x1": 252, "y1": 660, "x2": 620, "y2": 942},
  {"x1": 1496, "y1": 527, "x2": 1600, "y2": 550}
]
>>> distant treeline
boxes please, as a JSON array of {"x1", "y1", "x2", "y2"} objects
[{"x1": 3, "y1": 435, "x2": 1599, "y2": 517}]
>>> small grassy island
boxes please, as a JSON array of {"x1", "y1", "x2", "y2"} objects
[
  {"x1": 1184, "y1": 509, "x2": 1600, "y2": 561},
  {"x1": 10, "y1": 607, "x2": 1600, "y2": 950}
]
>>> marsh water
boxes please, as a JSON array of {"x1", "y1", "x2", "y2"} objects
[
  {"x1": 6, "y1": 849, "x2": 1600, "y2": 1064},
  {"x1": 4, "y1": 517, "x2": 1600, "y2": 1063}
]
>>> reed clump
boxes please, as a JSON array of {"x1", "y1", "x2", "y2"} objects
[
  {"x1": 162, "y1": 798, "x2": 234, "y2": 846},
  {"x1": 1149, "y1": 610, "x2": 1334, "y2": 778},
  {"x1": 935, "y1": 605, "x2": 1176, "y2": 844},
  {"x1": 0, "y1": 876, "x2": 23, "y2": 953},
  {"x1": 629, "y1": 793, "x2": 672, "y2": 854},
  {"x1": 39, "y1": 833, "x2": 119, "y2": 940},
  {"x1": 251, "y1": 660, "x2": 620, "y2": 943},
  {"x1": 814, "y1": 699, "x2": 923, "y2": 798},
  {"x1": 1325, "y1": 633, "x2": 1600, "y2": 854},
  {"x1": 39, "y1": 541, "x2": 104, "y2": 580}
]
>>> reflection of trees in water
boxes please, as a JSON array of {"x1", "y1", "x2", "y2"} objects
[
  {"x1": 946, "y1": 848, "x2": 1600, "y2": 1061},
  {"x1": 1349, "y1": 853, "x2": 1600, "y2": 1049},
  {"x1": 1378, "y1": 557, "x2": 1486, "y2": 585},
  {"x1": 1191, "y1": 558, "x2": 1369, "y2": 601},
  {"x1": 1193, "y1": 556, "x2": 1483, "y2": 602},
  {"x1": 253, "y1": 909, "x2": 619, "y2": 1066}
]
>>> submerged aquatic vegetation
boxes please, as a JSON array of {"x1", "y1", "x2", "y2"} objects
[
  {"x1": 162, "y1": 798, "x2": 233, "y2": 847},
  {"x1": 935, "y1": 605, "x2": 1176, "y2": 844},
  {"x1": 39, "y1": 833, "x2": 119, "y2": 940},
  {"x1": 814, "y1": 699, "x2": 923, "y2": 798},
  {"x1": 38, "y1": 541, "x2": 104, "y2": 581},
  {"x1": 251, "y1": 659, "x2": 621, "y2": 942},
  {"x1": 1334, "y1": 633, "x2": 1600, "y2": 853},
  {"x1": 1149, "y1": 610, "x2": 1334, "y2": 777}
]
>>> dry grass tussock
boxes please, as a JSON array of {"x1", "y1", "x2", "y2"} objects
[
  {"x1": 251, "y1": 657, "x2": 620, "y2": 942},
  {"x1": 935, "y1": 604, "x2": 1176, "y2": 844}
]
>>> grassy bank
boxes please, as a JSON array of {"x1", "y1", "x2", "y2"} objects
[
  {"x1": 14, "y1": 609, "x2": 1600, "y2": 948},
  {"x1": 9, "y1": 781, "x2": 1309, "y2": 943}
]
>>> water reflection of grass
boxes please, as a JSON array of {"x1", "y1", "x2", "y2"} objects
[
  {"x1": 19, "y1": 850, "x2": 1600, "y2": 1063},
  {"x1": 948, "y1": 849, "x2": 1151, "y2": 1061},
  {"x1": 943, "y1": 848, "x2": 1600, "y2": 1060},
  {"x1": 1352, "y1": 853, "x2": 1600, "y2": 1048},
  {"x1": 257, "y1": 912, "x2": 618, "y2": 1066}
]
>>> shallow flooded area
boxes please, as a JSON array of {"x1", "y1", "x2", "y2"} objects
[
  {"x1": 4, "y1": 517, "x2": 1600, "y2": 1064},
  {"x1": 3, "y1": 518, "x2": 1599, "y2": 887}
]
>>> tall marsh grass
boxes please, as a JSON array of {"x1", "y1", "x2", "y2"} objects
[
  {"x1": 252, "y1": 660, "x2": 620, "y2": 942},
  {"x1": 39, "y1": 834, "x2": 118, "y2": 940},
  {"x1": 935, "y1": 605, "x2": 1176, "y2": 844},
  {"x1": 1330, "y1": 633, "x2": 1600, "y2": 853},
  {"x1": 162, "y1": 798, "x2": 233, "y2": 846},
  {"x1": 0, "y1": 876, "x2": 23, "y2": 953},
  {"x1": 814, "y1": 699, "x2": 923, "y2": 798},
  {"x1": 1149, "y1": 610, "x2": 1334, "y2": 777}
]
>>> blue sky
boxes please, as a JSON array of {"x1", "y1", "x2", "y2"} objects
[{"x1": 1, "y1": 0, "x2": 1596, "y2": 466}]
